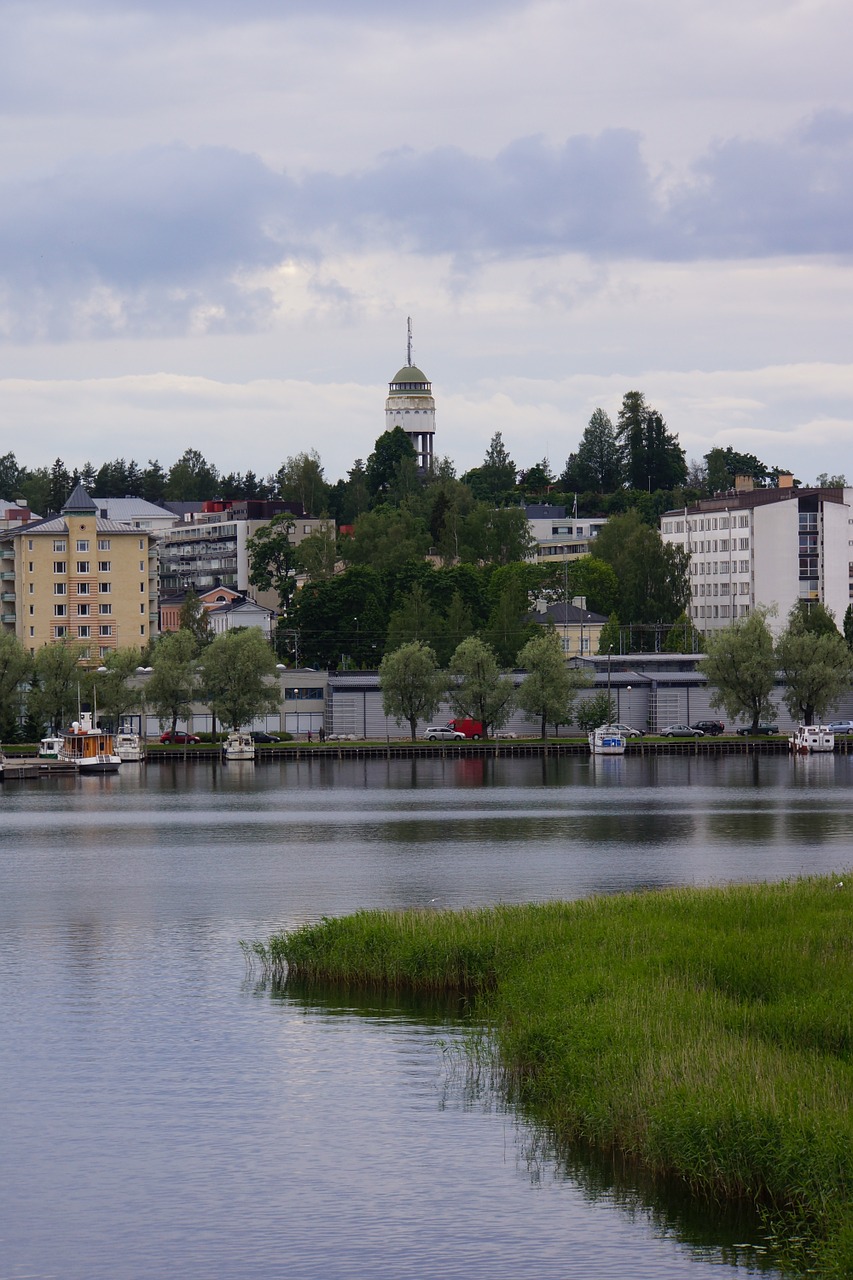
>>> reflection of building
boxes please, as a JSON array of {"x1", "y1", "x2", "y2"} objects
[
  {"x1": 158, "y1": 500, "x2": 332, "y2": 608},
  {"x1": 525, "y1": 504, "x2": 608, "y2": 565},
  {"x1": 385, "y1": 323, "x2": 436, "y2": 472},
  {"x1": 1, "y1": 484, "x2": 159, "y2": 659},
  {"x1": 661, "y1": 477, "x2": 852, "y2": 635}
]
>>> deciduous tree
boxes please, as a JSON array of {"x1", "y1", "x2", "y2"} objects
[
  {"x1": 447, "y1": 636, "x2": 515, "y2": 738},
  {"x1": 146, "y1": 630, "x2": 199, "y2": 737},
  {"x1": 698, "y1": 608, "x2": 777, "y2": 734},
  {"x1": 28, "y1": 642, "x2": 86, "y2": 733},
  {"x1": 89, "y1": 648, "x2": 144, "y2": 728},
  {"x1": 593, "y1": 509, "x2": 690, "y2": 633},
  {"x1": 0, "y1": 633, "x2": 32, "y2": 738},
  {"x1": 198, "y1": 629, "x2": 279, "y2": 731},
  {"x1": 776, "y1": 605, "x2": 853, "y2": 726},
  {"x1": 379, "y1": 641, "x2": 445, "y2": 741},
  {"x1": 516, "y1": 629, "x2": 590, "y2": 738},
  {"x1": 248, "y1": 513, "x2": 298, "y2": 613}
]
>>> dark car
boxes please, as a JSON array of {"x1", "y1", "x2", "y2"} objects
[
  {"x1": 690, "y1": 720, "x2": 725, "y2": 736},
  {"x1": 159, "y1": 731, "x2": 201, "y2": 745},
  {"x1": 250, "y1": 731, "x2": 280, "y2": 743},
  {"x1": 736, "y1": 724, "x2": 779, "y2": 736}
]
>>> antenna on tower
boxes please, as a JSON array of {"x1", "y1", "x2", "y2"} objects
[{"x1": 407, "y1": 316, "x2": 412, "y2": 368}]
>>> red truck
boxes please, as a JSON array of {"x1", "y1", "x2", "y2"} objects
[{"x1": 447, "y1": 718, "x2": 483, "y2": 740}]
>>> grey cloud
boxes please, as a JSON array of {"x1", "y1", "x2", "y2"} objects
[{"x1": 2, "y1": 115, "x2": 853, "y2": 341}]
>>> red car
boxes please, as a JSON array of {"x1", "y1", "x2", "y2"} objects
[{"x1": 159, "y1": 731, "x2": 201, "y2": 745}]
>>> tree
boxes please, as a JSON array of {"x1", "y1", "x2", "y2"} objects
[
  {"x1": 844, "y1": 604, "x2": 853, "y2": 652},
  {"x1": 365, "y1": 428, "x2": 417, "y2": 501},
  {"x1": 461, "y1": 503, "x2": 536, "y2": 565},
  {"x1": 142, "y1": 460, "x2": 167, "y2": 504},
  {"x1": 0, "y1": 452, "x2": 22, "y2": 496},
  {"x1": 572, "y1": 409, "x2": 623, "y2": 492},
  {"x1": 815, "y1": 472, "x2": 847, "y2": 488},
  {"x1": 593, "y1": 509, "x2": 690, "y2": 633},
  {"x1": 705, "y1": 446, "x2": 772, "y2": 493},
  {"x1": 295, "y1": 525, "x2": 338, "y2": 581},
  {"x1": 519, "y1": 457, "x2": 555, "y2": 495},
  {"x1": 276, "y1": 450, "x2": 330, "y2": 515},
  {"x1": 179, "y1": 590, "x2": 214, "y2": 649},
  {"x1": 434, "y1": 590, "x2": 475, "y2": 666},
  {"x1": 483, "y1": 564, "x2": 539, "y2": 666},
  {"x1": 462, "y1": 432, "x2": 517, "y2": 504},
  {"x1": 616, "y1": 392, "x2": 686, "y2": 491},
  {"x1": 0, "y1": 633, "x2": 32, "y2": 739},
  {"x1": 447, "y1": 636, "x2": 515, "y2": 739},
  {"x1": 291, "y1": 567, "x2": 387, "y2": 669},
  {"x1": 86, "y1": 648, "x2": 144, "y2": 728},
  {"x1": 49, "y1": 458, "x2": 72, "y2": 513},
  {"x1": 379, "y1": 641, "x2": 445, "y2": 741},
  {"x1": 698, "y1": 608, "x2": 777, "y2": 734},
  {"x1": 776, "y1": 605, "x2": 853, "y2": 726},
  {"x1": 662, "y1": 611, "x2": 704, "y2": 653},
  {"x1": 146, "y1": 630, "x2": 198, "y2": 737},
  {"x1": 198, "y1": 629, "x2": 279, "y2": 731},
  {"x1": 596, "y1": 613, "x2": 622, "y2": 656},
  {"x1": 576, "y1": 692, "x2": 617, "y2": 733},
  {"x1": 165, "y1": 449, "x2": 219, "y2": 501},
  {"x1": 247, "y1": 513, "x2": 298, "y2": 613},
  {"x1": 18, "y1": 466, "x2": 52, "y2": 514},
  {"x1": 516, "y1": 629, "x2": 589, "y2": 738},
  {"x1": 28, "y1": 642, "x2": 85, "y2": 733},
  {"x1": 341, "y1": 504, "x2": 430, "y2": 573},
  {"x1": 385, "y1": 582, "x2": 443, "y2": 653}
]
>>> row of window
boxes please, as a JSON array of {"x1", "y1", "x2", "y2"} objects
[
  {"x1": 31, "y1": 538, "x2": 146, "y2": 551},
  {"x1": 663, "y1": 515, "x2": 751, "y2": 534},
  {"x1": 693, "y1": 582, "x2": 751, "y2": 597},
  {"x1": 690, "y1": 559, "x2": 751, "y2": 576},
  {"x1": 54, "y1": 604, "x2": 112, "y2": 616},
  {"x1": 50, "y1": 627, "x2": 146, "y2": 642},
  {"x1": 692, "y1": 604, "x2": 751, "y2": 619},
  {"x1": 284, "y1": 687, "x2": 324, "y2": 700},
  {"x1": 53, "y1": 561, "x2": 111, "y2": 573}
]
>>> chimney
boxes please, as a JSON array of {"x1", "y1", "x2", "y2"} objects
[
  {"x1": 777, "y1": 472, "x2": 794, "y2": 489},
  {"x1": 734, "y1": 475, "x2": 754, "y2": 493}
]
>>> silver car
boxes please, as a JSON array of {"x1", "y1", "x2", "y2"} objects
[
  {"x1": 660, "y1": 724, "x2": 704, "y2": 737},
  {"x1": 423, "y1": 726, "x2": 465, "y2": 740}
]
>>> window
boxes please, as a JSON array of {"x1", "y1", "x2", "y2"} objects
[
  {"x1": 739, "y1": 515, "x2": 749, "y2": 528},
  {"x1": 740, "y1": 604, "x2": 750, "y2": 616},
  {"x1": 53, "y1": 540, "x2": 66, "y2": 552},
  {"x1": 76, "y1": 582, "x2": 90, "y2": 595},
  {"x1": 740, "y1": 582, "x2": 750, "y2": 594},
  {"x1": 99, "y1": 646, "x2": 109, "y2": 658},
  {"x1": 29, "y1": 626, "x2": 34, "y2": 637},
  {"x1": 719, "y1": 518, "x2": 729, "y2": 530},
  {"x1": 78, "y1": 625, "x2": 90, "y2": 638},
  {"x1": 99, "y1": 603, "x2": 112, "y2": 615},
  {"x1": 140, "y1": 603, "x2": 145, "y2": 614},
  {"x1": 77, "y1": 561, "x2": 89, "y2": 574},
  {"x1": 54, "y1": 626, "x2": 66, "y2": 638},
  {"x1": 99, "y1": 582, "x2": 111, "y2": 594},
  {"x1": 719, "y1": 539, "x2": 729, "y2": 551},
  {"x1": 139, "y1": 561, "x2": 145, "y2": 572},
  {"x1": 720, "y1": 605, "x2": 730, "y2": 618},
  {"x1": 53, "y1": 583, "x2": 66, "y2": 595},
  {"x1": 29, "y1": 562, "x2": 34, "y2": 572},
  {"x1": 99, "y1": 625, "x2": 113, "y2": 637},
  {"x1": 720, "y1": 582, "x2": 730, "y2": 595},
  {"x1": 739, "y1": 538, "x2": 750, "y2": 551},
  {"x1": 54, "y1": 605, "x2": 67, "y2": 617},
  {"x1": 98, "y1": 561, "x2": 110, "y2": 572},
  {"x1": 27, "y1": 539, "x2": 33, "y2": 550},
  {"x1": 720, "y1": 562, "x2": 730, "y2": 574},
  {"x1": 77, "y1": 604, "x2": 90, "y2": 616},
  {"x1": 76, "y1": 539, "x2": 89, "y2": 552},
  {"x1": 140, "y1": 625, "x2": 145, "y2": 636},
  {"x1": 29, "y1": 605, "x2": 33, "y2": 615},
  {"x1": 28, "y1": 584, "x2": 34, "y2": 594},
  {"x1": 98, "y1": 539, "x2": 111, "y2": 551},
  {"x1": 54, "y1": 561, "x2": 66, "y2": 574},
  {"x1": 739, "y1": 560, "x2": 749, "y2": 573},
  {"x1": 140, "y1": 581, "x2": 145, "y2": 592},
  {"x1": 138, "y1": 539, "x2": 144, "y2": 549}
]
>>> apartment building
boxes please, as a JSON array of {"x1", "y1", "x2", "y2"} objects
[
  {"x1": 158, "y1": 499, "x2": 333, "y2": 610},
  {"x1": 525, "y1": 504, "x2": 608, "y2": 565},
  {"x1": 1, "y1": 484, "x2": 159, "y2": 659},
  {"x1": 660, "y1": 476, "x2": 852, "y2": 636}
]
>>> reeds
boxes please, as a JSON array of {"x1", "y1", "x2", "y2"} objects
[{"x1": 256, "y1": 876, "x2": 853, "y2": 1276}]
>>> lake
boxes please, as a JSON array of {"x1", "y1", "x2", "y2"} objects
[{"x1": 2, "y1": 753, "x2": 849, "y2": 1278}]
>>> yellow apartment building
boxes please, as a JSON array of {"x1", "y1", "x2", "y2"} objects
[{"x1": 2, "y1": 484, "x2": 159, "y2": 661}]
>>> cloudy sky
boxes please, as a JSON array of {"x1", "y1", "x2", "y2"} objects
[{"x1": 1, "y1": 0, "x2": 851, "y2": 486}]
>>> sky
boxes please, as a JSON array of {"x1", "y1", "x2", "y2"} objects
[{"x1": 1, "y1": 0, "x2": 852, "y2": 488}]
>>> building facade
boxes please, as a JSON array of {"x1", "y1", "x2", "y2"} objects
[
  {"x1": 2, "y1": 485, "x2": 159, "y2": 659},
  {"x1": 525, "y1": 504, "x2": 608, "y2": 565},
  {"x1": 660, "y1": 478, "x2": 852, "y2": 635}
]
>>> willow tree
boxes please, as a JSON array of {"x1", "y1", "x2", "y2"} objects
[
  {"x1": 698, "y1": 608, "x2": 777, "y2": 734},
  {"x1": 198, "y1": 628, "x2": 279, "y2": 731},
  {"x1": 379, "y1": 641, "x2": 444, "y2": 741},
  {"x1": 447, "y1": 636, "x2": 515, "y2": 739},
  {"x1": 516, "y1": 629, "x2": 592, "y2": 738}
]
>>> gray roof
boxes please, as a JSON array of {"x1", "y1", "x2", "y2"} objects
[
  {"x1": 61, "y1": 484, "x2": 97, "y2": 514},
  {"x1": 525, "y1": 504, "x2": 567, "y2": 519},
  {"x1": 532, "y1": 602, "x2": 608, "y2": 625},
  {"x1": 10, "y1": 513, "x2": 152, "y2": 537},
  {"x1": 92, "y1": 497, "x2": 176, "y2": 520}
]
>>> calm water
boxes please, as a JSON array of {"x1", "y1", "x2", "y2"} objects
[{"x1": 2, "y1": 753, "x2": 850, "y2": 1279}]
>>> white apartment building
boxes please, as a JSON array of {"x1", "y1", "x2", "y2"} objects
[
  {"x1": 525, "y1": 504, "x2": 608, "y2": 565},
  {"x1": 660, "y1": 477, "x2": 852, "y2": 636}
]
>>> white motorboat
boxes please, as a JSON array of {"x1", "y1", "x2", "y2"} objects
[
  {"x1": 789, "y1": 725, "x2": 835, "y2": 754},
  {"x1": 589, "y1": 724, "x2": 626, "y2": 756},
  {"x1": 38, "y1": 735, "x2": 64, "y2": 759},
  {"x1": 115, "y1": 729, "x2": 144, "y2": 762},
  {"x1": 59, "y1": 710, "x2": 121, "y2": 774},
  {"x1": 222, "y1": 730, "x2": 255, "y2": 762}
]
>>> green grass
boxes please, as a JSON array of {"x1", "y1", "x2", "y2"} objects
[{"x1": 256, "y1": 877, "x2": 853, "y2": 1276}]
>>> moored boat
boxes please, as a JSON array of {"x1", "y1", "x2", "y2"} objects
[
  {"x1": 589, "y1": 724, "x2": 627, "y2": 756},
  {"x1": 38, "y1": 735, "x2": 64, "y2": 759},
  {"x1": 59, "y1": 710, "x2": 121, "y2": 773},
  {"x1": 222, "y1": 730, "x2": 255, "y2": 762},
  {"x1": 789, "y1": 725, "x2": 835, "y2": 754},
  {"x1": 115, "y1": 727, "x2": 144, "y2": 762}
]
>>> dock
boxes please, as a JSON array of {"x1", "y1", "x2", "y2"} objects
[{"x1": 0, "y1": 757, "x2": 78, "y2": 780}]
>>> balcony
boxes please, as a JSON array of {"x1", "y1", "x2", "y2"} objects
[
  {"x1": 2, "y1": 611, "x2": 16, "y2": 624},
  {"x1": 1, "y1": 571, "x2": 15, "y2": 581},
  {"x1": 1, "y1": 592, "x2": 15, "y2": 603}
]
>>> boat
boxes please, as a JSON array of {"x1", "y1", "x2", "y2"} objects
[
  {"x1": 222, "y1": 730, "x2": 255, "y2": 762},
  {"x1": 789, "y1": 725, "x2": 835, "y2": 754},
  {"x1": 59, "y1": 710, "x2": 121, "y2": 774},
  {"x1": 38, "y1": 735, "x2": 64, "y2": 759},
  {"x1": 115, "y1": 727, "x2": 144, "y2": 763},
  {"x1": 589, "y1": 724, "x2": 627, "y2": 756}
]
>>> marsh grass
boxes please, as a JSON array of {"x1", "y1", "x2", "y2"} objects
[{"x1": 255, "y1": 877, "x2": 853, "y2": 1276}]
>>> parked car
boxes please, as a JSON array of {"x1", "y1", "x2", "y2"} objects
[
  {"x1": 736, "y1": 724, "x2": 780, "y2": 736},
  {"x1": 690, "y1": 720, "x2": 725, "y2": 735},
  {"x1": 606, "y1": 723, "x2": 644, "y2": 738},
  {"x1": 159, "y1": 731, "x2": 201, "y2": 745},
  {"x1": 494, "y1": 730, "x2": 517, "y2": 740},
  {"x1": 659, "y1": 724, "x2": 704, "y2": 737},
  {"x1": 250, "y1": 731, "x2": 280, "y2": 743},
  {"x1": 826, "y1": 720, "x2": 853, "y2": 735},
  {"x1": 423, "y1": 726, "x2": 465, "y2": 741}
]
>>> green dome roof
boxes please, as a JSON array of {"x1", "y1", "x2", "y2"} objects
[{"x1": 389, "y1": 365, "x2": 430, "y2": 387}]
